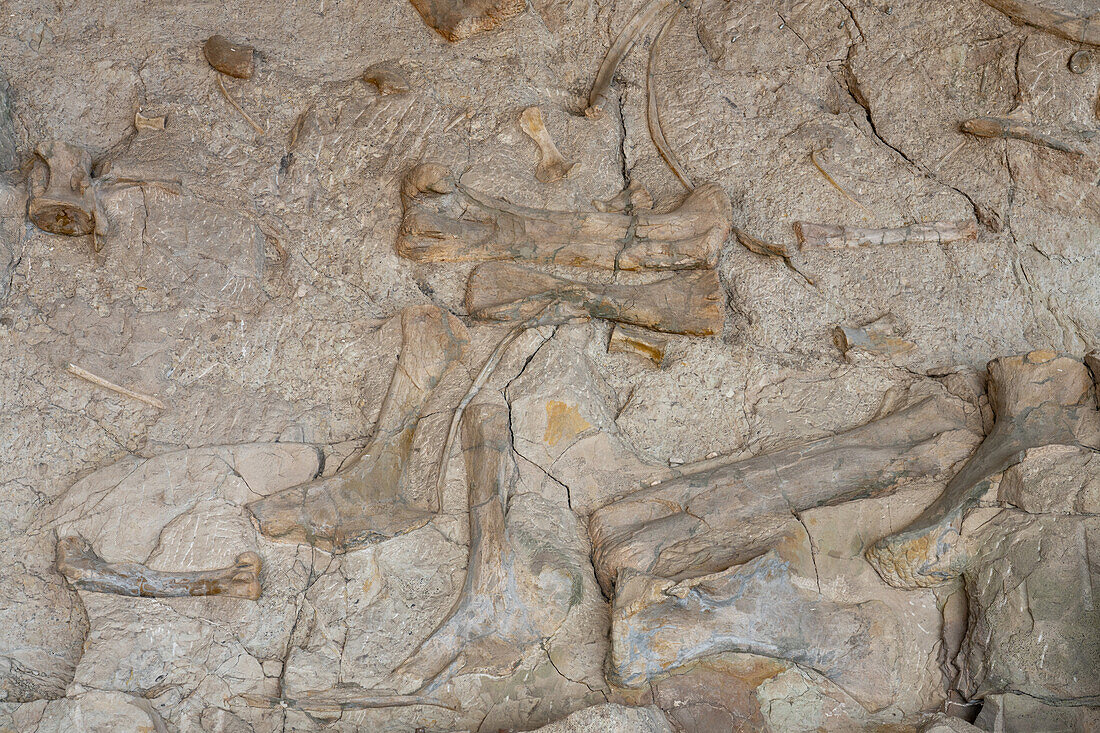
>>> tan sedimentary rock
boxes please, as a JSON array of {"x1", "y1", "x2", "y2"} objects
[
  {"x1": 407, "y1": 0, "x2": 526, "y2": 41},
  {"x1": 866, "y1": 351, "x2": 1100, "y2": 589},
  {"x1": 978, "y1": 0, "x2": 1100, "y2": 47},
  {"x1": 959, "y1": 116, "x2": 1091, "y2": 155},
  {"x1": 397, "y1": 163, "x2": 731, "y2": 270},
  {"x1": 247, "y1": 305, "x2": 468, "y2": 551},
  {"x1": 608, "y1": 324, "x2": 667, "y2": 365},
  {"x1": 833, "y1": 314, "x2": 916, "y2": 358},
  {"x1": 27, "y1": 141, "x2": 107, "y2": 238},
  {"x1": 56, "y1": 536, "x2": 262, "y2": 600},
  {"x1": 363, "y1": 62, "x2": 411, "y2": 95},
  {"x1": 466, "y1": 262, "x2": 724, "y2": 336},
  {"x1": 203, "y1": 35, "x2": 255, "y2": 79},
  {"x1": 518, "y1": 106, "x2": 575, "y2": 183},
  {"x1": 134, "y1": 110, "x2": 166, "y2": 131},
  {"x1": 587, "y1": 0, "x2": 676, "y2": 116},
  {"x1": 794, "y1": 220, "x2": 978, "y2": 248}
]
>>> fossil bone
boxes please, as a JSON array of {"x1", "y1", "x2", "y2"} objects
[
  {"x1": 959, "y1": 116, "x2": 1092, "y2": 155},
  {"x1": 588, "y1": 394, "x2": 976, "y2": 592},
  {"x1": 647, "y1": 7, "x2": 693, "y2": 190},
  {"x1": 608, "y1": 324, "x2": 667, "y2": 365},
  {"x1": 978, "y1": 0, "x2": 1100, "y2": 47},
  {"x1": 363, "y1": 62, "x2": 411, "y2": 95},
  {"x1": 407, "y1": 0, "x2": 526, "y2": 41},
  {"x1": 466, "y1": 262, "x2": 724, "y2": 336},
  {"x1": 134, "y1": 111, "x2": 166, "y2": 131},
  {"x1": 794, "y1": 220, "x2": 978, "y2": 248},
  {"x1": 587, "y1": 0, "x2": 676, "y2": 116},
  {"x1": 833, "y1": 314, "x2": 915, "y2": 359},
  {"x1": 866, "y1": 351, "x2": 1100, "y2": 589},
  {"x1": 1069, "y1": 50, "x2": 1092, "y2": 74},
  {"x1": 65, "y1": 362, "x2": 166, "y2": 409},
  {"x1": 518, "y1": 106, "x2": 575, "y2": 183},
  {"x1": 27, "y1": 141, "x2": 107, "y2": 238},
  {"x1": 203, "y1": 35, "x2": 255, "y2": 79},
  {"x1": 593, "y1": 181, "x2": 653, "y2": 212},
  {"x1": 238, "y1": 687, "x2": 452, "y2": 711},
  {"x1": 397, "y1": 163, "x2": 731, "y2": 270},
  {"x1": 56, "y1": 536, "x2": 261, "y2": 600},
  {"x1": 247, "y1": 305, "x2": 468, "y2": 551}
]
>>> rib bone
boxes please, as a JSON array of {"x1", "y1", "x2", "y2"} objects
[
  {"x1": 960, "y1": 117, "x2": 1092, "y2": 155},
  {"x1": 979, "y1": 0, "x2": 1100, "y2": 47},
  {"x1": 866, "y1": 351, "x2": 1100, "y2": 589},
  {"x1": 518, "y1": 107, "x2": 575, "y2": 183},
  {"x1": 247, "y1": 305, "x2": 468, "y2": 551},
  {"x1": 56, "y1": 536, "x2": 261, "y2": 600},
  {"x1": 466, "y1": 262, "x2": 724, "y2": 336},
  {"x1": 794, "y1": 220, "x2": 978, "y2": 248},
  {"x1": 397, "y1": 163, "x2": 731, "y2": 270},
  {"x1": 28, "y1": 141, "x2": 107, "y2": 238}
]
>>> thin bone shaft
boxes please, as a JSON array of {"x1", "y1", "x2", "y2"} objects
[
  {"x1": 960, "y1": 116, "x2": 1088, "y2": 155},
  {"x1": 647, "y1": 6, "x2": 694, "y2": 190},
  {"x1": 795, "y1": 220, "x2": 978, "y2": 248},
  {"x1": 66, "y1": 363, "x2": 165, "y2": 409}
]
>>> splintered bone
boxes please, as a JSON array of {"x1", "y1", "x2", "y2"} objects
[
  {"x1": 608, "y1": 551, "x2": 898, "y2": 711},
  {"x1": 247, "y1": 305, "x2": 468, "y2": 551},
  {"x1": 57, "y1": 536, "x2": 261, "y2": 600},
  {"x1": 466, "y1": 262, "x2": 724, "y2": 336},
  {"x1": 397, "y1": 163, "x2": 731, "y2": 270},
  {"x1": 407, "y1": 0, "x2": 526, "y2": 41},
  {"x1": 794, "y1": 220, "x2": 978, "y2": 248},
  {"x1": 518, "y1": 107, "x2": 576, "y2": 183},
  {"x1": 959, "y1": 117, "x2": 1092, "y2": 155},
  {"x1": 363, "y1": 62, "x2": 411, "y2": 95},
  {"x1": 28, "y1": 141, "x2": 107, "y2": 238},
  {"x1": 978, "y1": 0, "x2": 1100, "y2": 47},
  {"x1": 866, "y1": 351, "x2": 1100, "y2": 589},
  {"x1": 203, "y1": 35, "x2": 255, "y2": 79},
  {"x1": 588, "y1": 395, "x2": 975, "y2": 592}
]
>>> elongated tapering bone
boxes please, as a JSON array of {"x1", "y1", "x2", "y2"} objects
[
  {"x1": 397, "y1": 163, "x2": 731, "y2": 270},
  {"x1": 57, "y1": 536, "x2": 261, "y2": 600},
  {"x1": 407, "y1": 0, "x2": 526, "y2": 41},
  {"x1": 518, "y1": 107, "x2": 576, "y2": 183},
  {"x1": 467, "y1": 262, "x2": 723, "y2": 336},
  {"x1": 28, "y1": 141, "x2": 107, "y2": 238},
  {"x1": 647, "y1": 7, "x2": 693, "y2": 190},
  {"x1": 794, "y1": 220, "x2": 978, "y2": 248},
  {"x1": 609, "y1": 551, "x2": 898, "y2": 711},
  {"x1": 960, "y1": 117, "x2": 1092, "y2": 155},
  {"x1": 247, "y1": 305, "x2": 468, "y2": 551},
  {"x1": 866, "y1": 351, "x2": 1100, "y2": 589},
  {"x1": 587, "y1": 0, "x2": 676, "y2": 116},
  {"x1": 588, "y1": 394, "x2": 975, "y2": 592},
  {"x1": 979, "y1": 0, "x2": 1100, "y2": 47},
  {"x1": 203, "y1": 35, "x2": 255, "y2": 79}
]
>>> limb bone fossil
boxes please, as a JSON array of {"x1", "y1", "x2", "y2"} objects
[
  {"x1": 247, "y1": 305, "x2": 468, "y2": 551},
  {"x1": 518, "y1": 106, "x2": 575, "y2": 183},
  {"x1": 28, "y1": 141, "x2": 108, "y2": 238},
  {"x1": 397, "y1": 163, "x2": 731, "y2": 270},
  {"x1": 794, "y1": 220, "x2": 978, "y2": 249},
  {"x1": 866, "y1": 351, "x2": 1100, "y2": 589},
  {"x1": 56, "y1": 536, "x2": 262, "y2": 600}
]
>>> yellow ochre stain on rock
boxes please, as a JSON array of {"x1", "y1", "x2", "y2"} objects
[{"x1": 544, "y1": 400, "x2": 592, "y2": 446}]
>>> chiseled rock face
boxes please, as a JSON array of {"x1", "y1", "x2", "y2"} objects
[{"x1": 531, "y1": 703, "x2": 673, "y2": 733}]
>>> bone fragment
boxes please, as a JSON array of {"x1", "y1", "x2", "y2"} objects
[
  {"x1": 609, "y1": 324, "x2": 667, "y2": 365},
  {"x1": 134, "y1": 111, "x2": 166, "y2": 131},
  {"x1": 646, "y1": 7, "x2": 693, "y2": 190},
  {"x1": 65, "y1": 363, "x2": 166, "y2": 409},
  {"x1": 978, "y1": 0, "x2": 1100, "y2": 47},
  {"x1": 28, "y1": 142, "x2": 107, "y2": 238},
  {"x1": 238, "y1": 687, "x2": 452, "y2": 711},
  {"x1": 203, "y1": 35, "x2": 255, "y2": 79},
  {"x1": 833, "y1": 314, "x2": 915, "y2": 358},
  {"x1": 960, "y1": 116, "x2": 1091, "y2": 155},
  {"x1": 593, "y1": 181, "x2": 652, "y2": 212},
  {"x1": 363, "y1": 62, "x2": 411, "y2": 95},
  {"x1": 247, "y1": 305, "x2": 468, "y2": 551},
  {"x1": 467, "y1": 262, "x2": 724, "y2": 337},
  {"x1": 794, "y1": 220, "x2": 978, "y2": 248},
  {"x1": 588, "y1": 394, "x2": 976, "y2": 592},
  {"x1": 518, "y1": 106, "x2": 575, "y2": 183},
  {"x1": 397, "y1": 163, "x2": 731, "y2": 270},
  {"x1": 216, "y1": 75, "x2": 264, "y2": 135},
  {"x1": 866, "y1": 351, "x2": 1100, "y2": 589},
  {"x1": 608, "y1": 551, "x2": 898, "y2": 711},
  {"x1": 56, "y1": 536, "x2": 261, "y2": 600},
  {"x1": 407, "y1": 0, "x2": 526, "y2": 41},
  {"x1": 587, "y1": 0, "x2": 676, "y2": 116}
]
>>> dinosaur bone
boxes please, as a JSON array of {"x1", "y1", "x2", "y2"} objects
[
  {"x1": 27, "y1": 141, "x2": 108, "y2": 238},
  {"x1": 203, "y1": 35, "x2": 255, "y2": 79},
  {"x1": 587, "y1": 0, "x2": 676, "y2": 116},
  {"x1": 978, "y1": 0, "x2": 1100, "y2": 48},
  {"x1": 397, "y1": 163, "x2": 731, "y2": 270},
  {"x1": 466, "y1": 262, "x2": 723, "y2": 336},
  {"x1": 833, "y1": 314, "x2": 915, "y2": 359},
  {"x1": 363, "y1": 62, "x2": 411, "y2": 95},
  {"x1": 247, "y1": 305, "x2": 468, "y2": 551},
  {"x1": 608, "y1": 324, "x2": 667, "y2": 365},
  {"x1": 518, "y1": 106, "x2": 575, "y2": 183},
  {"x1": 56, "y1": 536, "x2": 261, "y2": 600},
  {"x1": 866, "y1": 352, "x2": 1100, "y2": 589},
  {"x1": 959, "y1": 117, "x2": 1092, "y2": 155},
  {"x1": 407, "y1": 0, "x2": 526, "y2": 41},
  {"x1": 588, "y1": 394, "x2": 975, "y2": 592},
  {"x1": 794, "y1": 220, "x2": 977, "y2": 248}
]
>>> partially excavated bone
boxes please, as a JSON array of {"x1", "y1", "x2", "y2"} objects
[
  {"x1": 794, "y1": 220, "x2": 978, "y2": 248},
  {"x1": 593, "y1": 181, "x2": 652, "y2": 213},
  {"x1": 363, "y1": 62, "x2": 411, "y2": 95},
  {"x1": 466, "y1": 262, "x2": 724, "y2": 336},
  {"x1": 56, "y1": 536, "x2": 261, "y2": 600},
  {"x1": 587, "y1": 0, "x2": 675, "y2": 116},
  {"x1": 134, "y1": 111, "x2": 166, "y2": 131},
  {"x1": 518, "y1": 106, "x2": 575, "y2": 183},
  {"x1": 27, "y1": 141, "x2": 107, "y2": 238},
  {"x1": 203, "y1": 35, "x2": 255, "y2": 79},
  {"x1": 866, "y1": 351, "x2": 1100, "y2": 589},
  {"x1": 608, "y1": 324, "x2": 667, "y2": 365},
  {"x1": 833, "y1": 314, "x2": 915, "y2": 359},
  {"x1": 397, "y1": 163, "x2": 731, "y2": 270},
  {"x1": 407, "y1": 0, "x2": 526, "y2": 41},
  {"x1": 978, "y1": 0, "x2": 1100, "y2": 48},
  {"x1": 959, "y1": 116, "x2": 1092, "y2": 155},
  {"x1": 588, "y1": 394, "x2": 976, "y2": 592},
  {"x1": 247, "y1": 305, "x2": 468, "y2": 551}
]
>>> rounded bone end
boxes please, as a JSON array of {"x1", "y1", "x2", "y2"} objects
[
  {"x1": 227, "y1": 552, "x2": 263, "y2": 600},
  {"x1": 28, "y1": 198, "x2": 96, "y2": 236},
  {"x1": 401, "y1": 163, "x2": 455, "y2": 199},
  {"x1": 204, "y1": 34, "x2": 255, "y2": 79},
  {"x1": 864, "y1": 525, "x2": 963, "y2": 590}
]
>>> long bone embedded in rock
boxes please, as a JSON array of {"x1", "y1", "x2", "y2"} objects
[
  {"x1": 608, "y1": 550, "x2": 899, "y2": 711},
  {"x1": 588, "y1": 394, "x2": 976, "y2": 593},
  {"x1": 247, "y1": 305, "x2": 468, "y2": 552},
  {"x1": 56, "y1": 536, "x2": 262, "y2": 600},
  {"x1": 28, "y1": 141, "x2": 108, "y2": 239},
  {"x1": 518, "y1": 106, "x2": 575, "y2": 183},
  {"x1": 866, "y1": 351, "x2": 1100, "y2": 589},
  {"x1": 396, "y1": 163, "x2": 731, "y2": 270},
  {"x1": 466, "y1": 261, "x2": 724, "y2": 336},
  {"x1": 978, "y1": 0, "x2": 1100, "y2": 47}
]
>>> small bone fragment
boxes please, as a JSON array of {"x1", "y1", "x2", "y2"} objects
[
  {"x1": 587, "y1": 0, "x2": 676, "y2": 116},
  {"x1": 238, "y1": 687, "x2": 452, "y2": 711},
  {"x1": 979, "y1": 0, "x2": 1100, "y2": 47},
  {"x1": 203, "y1": 35, "x2": 255, "y2": 79},
  {"x1": 866, "y1": 351, "x2": 1100, "y2": 589},
  {"x1": 28, "y1": 142, "x2": 106, "y2": 237},
  {"x1": 518, "y1": 106, "x2": 575, "y2": 183},
  {"x1": 794, "y1": 220, "x2": 978, "y2": 248},
  {"x1": 608, "y1": 324, "x2": 667, "y2": 365},
  {"x1": 363, "y1": 62, "x2": 411, "y2": 95},
  {"x1": 809, "y1": 149, "x2": 874, "y2": 215},
  {"x1": 467, "y1": 262, "x2": 724, "y2": 336},
  {"x1": 833, "y1": 314, "x2": 915, "y2": 358},
  {"x1": 57, "y1": 536, "x2": 261, "y2": 600},
  {"x1": 1069, "y1": 50, "x2": 1092, "y2": 74},
  {"x1": 398, "y1": 163, "x2": 731, "y2": 270},
  {"x1": 407, "y1": 0, "x2": 526, "y2": 41},
  {"x1": 608, "y1": 551, "x2": 897, "y2": 710},
  {"x1": 647, "y1": 7, "x2": 693, "y2": 190},
  {"x1": 65, "y1": 363, "x2": 166, "y2": 409},
  {"x1": 593, "y1": 181, "x2": 653, "y2": 212},
  {"x1": 216, "y1": 75, "x2": 264, "y2": 135},
  {"x1": 588, "y1": 394, "x2": 975, "y2": 592},
  {"x1": 134, "y1": 111, "x2": 166, "y2": 131},
  {"x1": 247, "y1": 306, "x2": 468, "y2": 551},
  {"x1": 959, "y1": 116, "x2": 1090, "y2": 155}
]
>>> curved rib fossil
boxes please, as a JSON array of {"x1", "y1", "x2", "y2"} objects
[
  {"x1": 587, "y1": 0, "x2": 677, "y2": 117},
  {"x1": 979, "y1": 0, "x2": 1100, "y2": 47},
  {"x1": 647, "y1": 6, "x2": 694, "y2": 190}
]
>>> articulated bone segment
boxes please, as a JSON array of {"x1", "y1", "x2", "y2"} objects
[
  {"x1": 609, "y1": 551, "x2": 896, "y2": 711},
  {"x1": 795, "y1": 220, "x2": 977, "y2": 248},
  {"x1": 867, "y1": 351, "x2": 1100, "y2": 589},
  {"x1": 466, "y1": 262, "x2": 724, "y2": 336},
  {"x1": 57, "y1": 536, "x2": 261, "y2": 600},
  {"x1": 28, "y1": 141, "x2": 107, "y2": 237},
  {"x1": 397, "y1": 163, "x2": 731, "y2": 270},
  {"x1": 519, "y1": 107, "x2": 575, "y2": 183},
  {"x1": 247, "y1": 305, "x2": 468, "y2": 551},
  {"x1": 203, "y1": 35, "x2": 256, "y2": 79},
  {"x1": 589, "y1": 395, "x2": 974, "y2": 592}
]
